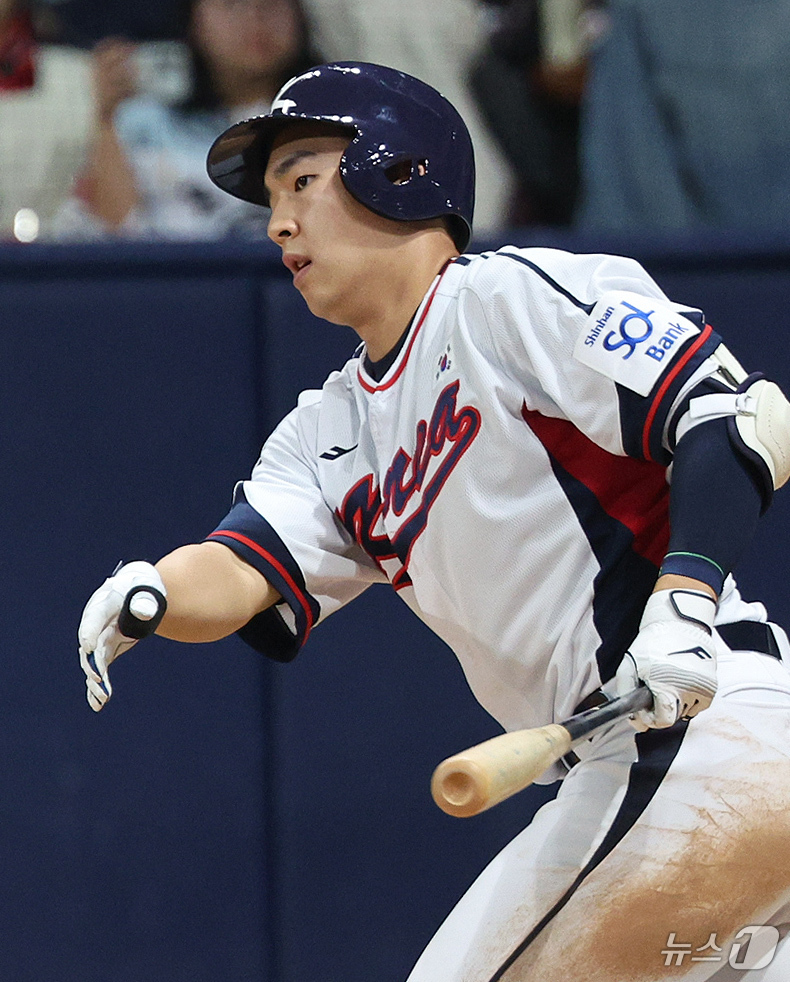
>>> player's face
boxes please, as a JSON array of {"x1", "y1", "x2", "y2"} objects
[{"x1": 265, "y1": 129, "x2": 415, "y2": 327}]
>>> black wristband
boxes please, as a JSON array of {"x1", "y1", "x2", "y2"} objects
[{"x1": 118, "y1": 586, "x2": 167, "y2": 640}]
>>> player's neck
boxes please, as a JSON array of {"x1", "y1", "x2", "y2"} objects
[{"x1": 351, "y1": 233, "x2": 458, "y2": 361}]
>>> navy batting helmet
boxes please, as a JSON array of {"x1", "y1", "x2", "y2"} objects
[{"x1": 206, "y1": 62, "x2": 475, "y2": 250}]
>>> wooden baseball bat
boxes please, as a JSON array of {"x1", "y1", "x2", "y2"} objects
[{"x1": 431, "y1": 686, "x2": 653, "y2": 817}]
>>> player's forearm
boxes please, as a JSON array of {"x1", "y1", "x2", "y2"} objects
[
  {"x1": 154, "y1": 541, "x2": 280, "y2": 643},
  {"x1": 660, "y1": 416, "x2": 763, "y2": 596}
]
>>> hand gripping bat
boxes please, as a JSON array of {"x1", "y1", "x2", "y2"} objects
[{"x1": 431, "y1": 686, "x2": 653, "y2": 817}]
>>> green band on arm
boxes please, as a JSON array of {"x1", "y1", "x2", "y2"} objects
[
  {"x1": 661, "y1": 552, "x2": 725, "y2": 576},
  {"x1": 659, "y1": 552, "x2": 726, "y2": 594}
]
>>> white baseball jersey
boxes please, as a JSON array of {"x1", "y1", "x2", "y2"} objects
[{"x1": 208, "y1": 245, "x2": 766, "y2": 776}]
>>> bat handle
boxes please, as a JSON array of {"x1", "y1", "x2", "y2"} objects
[{"x1": 563, "y1": 685, "x2": 653, "y2": 742}]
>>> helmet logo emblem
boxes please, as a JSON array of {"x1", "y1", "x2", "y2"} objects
[{"x1": 272, "y1": 97, "x2": 297, "y2": 115}]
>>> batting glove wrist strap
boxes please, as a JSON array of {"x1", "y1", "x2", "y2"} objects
[
  {"x1": 615, "y1": 589, "x2": 719, "y2": 731},
  {"x1": 640, "y1": 588, "x2": 715, "y2": 635}
]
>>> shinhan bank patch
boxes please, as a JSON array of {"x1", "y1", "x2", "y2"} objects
[{"x1": 573, "y1": 290, "x2": 702, "y2": 396}]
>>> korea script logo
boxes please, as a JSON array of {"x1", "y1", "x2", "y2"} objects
[{"x1": 336, "y1": 380, "x2": 481, "y2": 589}]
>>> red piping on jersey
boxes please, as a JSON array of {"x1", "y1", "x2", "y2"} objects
[
  {"x1": 357, "y1": 261, "x2": 453, "y2": 394},
  {"x1": 206, "y1": 529, "x2": 315, "y2": 639},
  {"x1": 641, "y1": 324, "x2": 713, "y2": 460},
  {"x1": 522, "y1": 407, "x2": 670, "y2": 567}
]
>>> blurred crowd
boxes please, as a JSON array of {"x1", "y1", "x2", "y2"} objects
[{"x1": 2, "y1": 0, "x2": 790, "y2": 243}]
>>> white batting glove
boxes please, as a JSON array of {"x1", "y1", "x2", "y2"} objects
[
  {"x1": 78, "y1": 561, "x2": 167, "y2": 712},
  {"x1": 615, "y1": 589, "x2": 719, "y2": 731}
]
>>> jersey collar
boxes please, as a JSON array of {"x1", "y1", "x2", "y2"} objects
[{"x1": 356, "y1": 259, "x2": 455, "y2": 393}]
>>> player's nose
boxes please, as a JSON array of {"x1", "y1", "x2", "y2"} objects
[{"x1": 267, "y1": 203, "x2": 298, "y2": 244}]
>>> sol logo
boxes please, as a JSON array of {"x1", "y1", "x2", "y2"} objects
[{"x1": 603, "y1": 302, "x2": 655, "y2": 359}]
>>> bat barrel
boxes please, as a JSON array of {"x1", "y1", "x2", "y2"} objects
[{"x1": 431, "y1": 723, "x2": 572, "y2": 818}]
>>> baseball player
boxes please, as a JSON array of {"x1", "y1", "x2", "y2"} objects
[{"x1": 79, "y1": 63, "x2": 790, "y2": 980}]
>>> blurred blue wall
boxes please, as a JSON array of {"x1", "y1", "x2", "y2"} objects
[
  {"x1": 53, "y1": 0, "x2": 184, "y2": 46},
  {"x1": 1, "y1": 234, "x2": 789, "y2": 981}
]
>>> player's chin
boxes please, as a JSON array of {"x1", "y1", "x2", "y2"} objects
[{"x1": 300, "y1": 288, "x2": 346, "y2": 326}]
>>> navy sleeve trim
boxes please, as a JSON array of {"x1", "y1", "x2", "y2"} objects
[
  {"x1": 617, "y1": 326, "x2": 721, "y2": 462},
  {"x1": 206, "y1": 498, "x2": 321, "y2": 657},
  {"x1": 237, "y1": 605, "x2": 301, "y2": 663}
]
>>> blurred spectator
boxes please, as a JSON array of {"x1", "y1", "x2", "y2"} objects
[
  {"x1": 299, "y1": 0, "x2": 516, "y2": 239},
  {"x1": 471, "y1": 0, "x2": 601, "y2": 226},
  {"x1": 576, "y1": 0, "x2": 790, "y2": 232},
  {"x1": 53, "y1": 0, "x2": 318, "y2": 240},
  {"x1": 0, "y1": 0, "x2": 93, "y2": 241}
]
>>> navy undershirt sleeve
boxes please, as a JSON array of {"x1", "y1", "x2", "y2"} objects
[{"x1": 660, "y1": 417, "x2": 764, "y2": 594}]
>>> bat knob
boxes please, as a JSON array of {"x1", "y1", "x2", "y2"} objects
[{"x1": 431, "y1": 760, "x2": 489, "y2": 818}]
